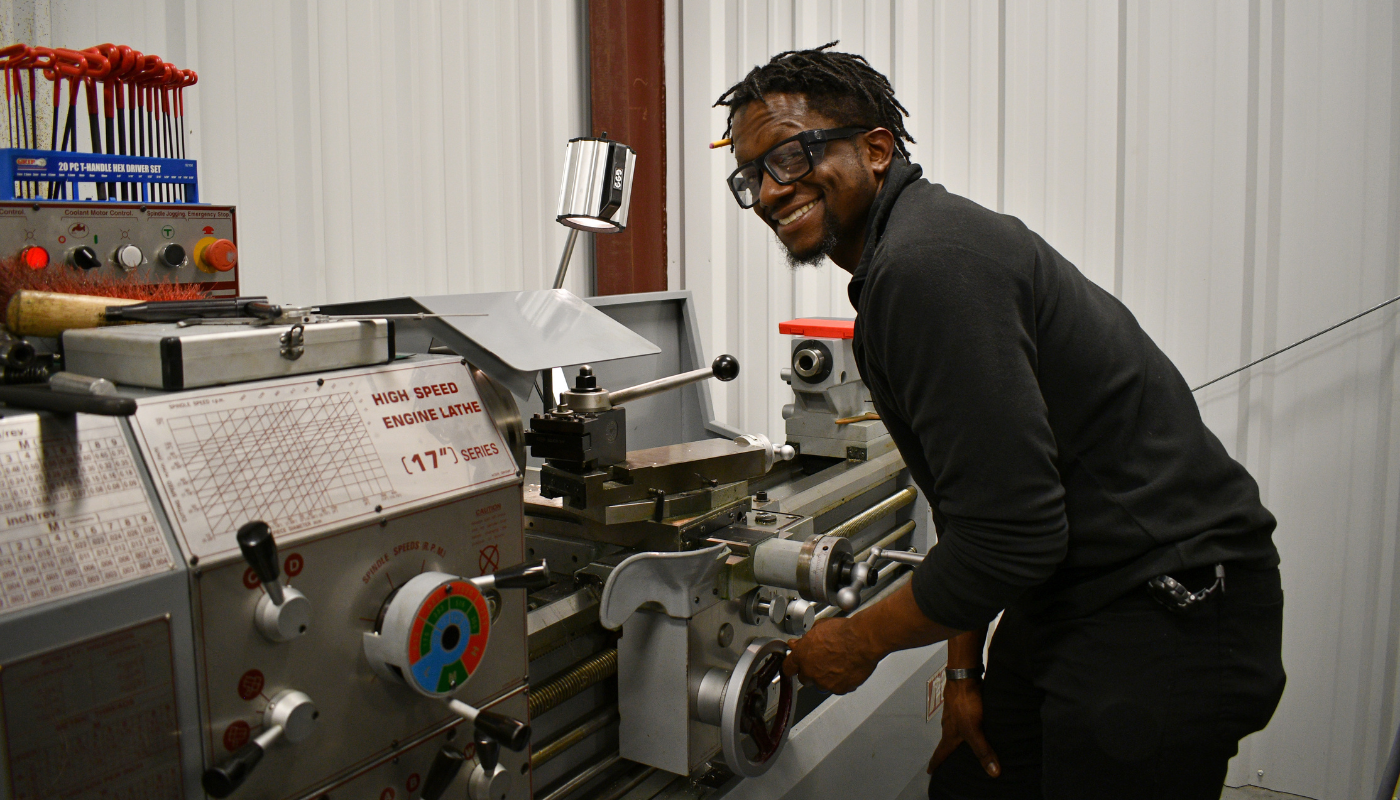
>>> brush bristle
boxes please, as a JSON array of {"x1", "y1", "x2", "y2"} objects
[{"x1": 0, "y1": 257, "x2": 209, "y2": 311}]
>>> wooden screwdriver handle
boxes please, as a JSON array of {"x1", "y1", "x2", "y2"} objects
[{"x1": 5, "y1": 290, "x2": 141, "y2": 337}]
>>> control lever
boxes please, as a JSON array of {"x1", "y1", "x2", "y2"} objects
[
  {"x1": 468, "y1": 736, "x2": 512, "y2": 800},
  {"x1": 419, "y1": 745, "x2": 468, "y2": 800},
  {"x1": 472, "y1": 559, "x2": 550, "y2": 592},
  {"x1": 558, "y1": 354, "x2": 739, "y2": 413},
  {"x1": 445, "y1": 698, "x2": 531, "y2": 751},
  {"x1": 202, "y1": 690, "x2": 318, "y2": 798},
  {"x1": 835, "y1": 546, "x2": 925, "y2": 612},
  {"x1": 237, "y1": 521, "x2": 311, "y2": 642}
]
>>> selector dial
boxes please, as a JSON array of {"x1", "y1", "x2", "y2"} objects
[
  {"x1": 364, "y1": 572, "x2": 493, "y2": 697},
  {"x1": 113, "y1": 244, "x2": 144, "y2": 271},
  {"x1": 67, "y1": 245, "x2": 101, "y2": 270}
]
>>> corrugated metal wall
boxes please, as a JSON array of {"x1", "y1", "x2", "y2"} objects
[
  {"x1": 676, "y1": 2, "x2": 1400, "y2": 798},
  {"x1": 11, "y1": 0, "x2": 591, "y2": 302}
]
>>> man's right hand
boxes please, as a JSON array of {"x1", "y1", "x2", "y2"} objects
[{"x1": 927, "y1": 677, "x2": 1001, "y2": 778}]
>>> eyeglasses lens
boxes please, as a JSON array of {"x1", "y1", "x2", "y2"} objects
[
  {"x1": 730, "y1": 164, "x2": 763, "y2": 208},
  {"x1": 764, "y1": 140, "x2": 812, "y2": 182}
]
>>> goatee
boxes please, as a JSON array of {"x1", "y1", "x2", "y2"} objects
[{"x1": 782, "y1": 212, "x2": 840, "y2": 269}]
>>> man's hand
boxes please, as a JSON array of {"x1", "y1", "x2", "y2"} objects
[
  {"x1": 782, "y1": 581, "x2": 963, "y2": 695},
  {"x1": 927, "y1": 678, "x2": 1000, "y2": 777},
  {"x1": 782, "y1": 616, "x2": 881, "y2": 694}
]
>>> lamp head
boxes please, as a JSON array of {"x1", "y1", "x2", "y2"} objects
[{"x1": 556, "y1": 136, "x2": 637, "y2": 233}]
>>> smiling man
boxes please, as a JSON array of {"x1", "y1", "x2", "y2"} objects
[{"x1": 715, "y1": 44, "x2": 1286, "y2": 800}]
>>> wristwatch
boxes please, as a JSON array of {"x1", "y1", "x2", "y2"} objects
[{"x1": 946, "y1": 666, "x2": 984, "y2": 681}]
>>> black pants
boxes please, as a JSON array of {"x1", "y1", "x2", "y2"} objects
[{"x1": 929, "y1": 566, "x2": 1285, "y2": 800}]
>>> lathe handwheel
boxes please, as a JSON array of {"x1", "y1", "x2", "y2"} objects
[{"x1": 720, "y1": 638, "x2": 796, "y2": 777}]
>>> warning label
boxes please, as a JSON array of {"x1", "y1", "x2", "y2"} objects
[{"x1": 1, "y1": 618, "x2": 182, "y2": 799}]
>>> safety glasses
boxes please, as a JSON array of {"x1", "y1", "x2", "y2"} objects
[{"x1": 726, "y1": 127, "x2": 868, "y2": 209}]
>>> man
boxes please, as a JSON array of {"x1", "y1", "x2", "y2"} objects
[{"x1": 715, "y1": 44, "x2": 1285, "y2": 799}]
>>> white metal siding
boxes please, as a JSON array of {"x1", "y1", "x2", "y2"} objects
[
  {"x1": 11, "y1": 0, "x2": 591, "y2": 302},
  {"x1": 677, "y1": 2, "x2": 1400, "y2": 798}
]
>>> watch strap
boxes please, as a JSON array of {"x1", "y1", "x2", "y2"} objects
[{"x1": 946, "y1": 666, "x2": 984, "y2": 681}]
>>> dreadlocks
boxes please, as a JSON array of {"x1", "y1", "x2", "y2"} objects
[{"x1": 714, "y1": 42, "x2": 914, "y2": 160}]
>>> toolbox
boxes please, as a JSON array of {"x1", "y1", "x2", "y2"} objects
[{"x1": 62, "y1": 319, "x2": 395, "y2": 389}]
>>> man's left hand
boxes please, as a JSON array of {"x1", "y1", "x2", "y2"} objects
[{"x1": 782, "y1": 616, "x2": 881, "y2": 694}]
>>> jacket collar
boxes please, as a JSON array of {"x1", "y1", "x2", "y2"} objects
[{"x1": 848, "y1": 158, "x2": 924, "y2": 308}]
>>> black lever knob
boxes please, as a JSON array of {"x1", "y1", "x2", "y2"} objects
[
  {"x1": 475, "y1": 736, "x2": 501, "y2": 772},
  {"x1": 490, "y1": 560, "x2": 550, "y2": 591},
  {"x1": 237, "y1": 521, "x2": 284, "y2": 605},
  {"x1": 419, "y1": 744, "x2": 468, "y2": 800},
  {"x1": 712, "y1": 354, "x2": 740, "y2": 382},
  {"x1": 201, "y1": 741, "x2": 265, "y2": 798},
  {"x1": 70, "y1": 245, "x2": 101, "y2": 270},
  {"x1": 474, "y1": 710, "x2": 530, "y2": 752}
]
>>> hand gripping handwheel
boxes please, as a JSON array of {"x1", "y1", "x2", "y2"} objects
[
  {"x1": 695, "y1": 639, "x2": 797, "y2": 777},
  {"x1": 363, "y1": 560, "x2": 547, "y2": 751}
]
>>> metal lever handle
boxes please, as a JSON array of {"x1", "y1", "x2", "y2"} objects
[
  {"x1": 419, "y1": 744, "x2": 468, "y2": 800},
  {"x1": 446, "y1": 699, "x2": 531, "y2": 752},
  {"x1": 476, "y1": 560, "x2": 550, "y2": 592},
  {"x1": 201, "y1": 725, "x2": 281, "y2": 798},
  {"x1": 835, "y1": 547, "x2": 926, "y2": 612},
  {"x1": 607, "y1": 354, "x2": 739, "y2": 407},
  {"x1": 237, "y1": 521, "x2": 283, "y2": 605},
  {"x1": 560, "y1": 355, "x2": 739, "y2": 413}
]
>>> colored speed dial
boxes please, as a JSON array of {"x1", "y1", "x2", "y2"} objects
[{"x1": 363, "y1": 572, "x2": 492, "y2": 698}]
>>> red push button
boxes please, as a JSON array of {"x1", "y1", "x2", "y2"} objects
[
  {"x1": 19, "y1": 245, "x2": 49, "y2": 270},
  {"x1": 195, "y1": 237, "x2": 238, "y2": 273}
]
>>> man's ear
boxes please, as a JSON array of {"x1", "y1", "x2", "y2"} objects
[{"x1": 862, "y1": 128, "x2": 897, "y2": 177}]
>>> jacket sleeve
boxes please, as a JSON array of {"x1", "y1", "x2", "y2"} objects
[{"x1": 861, "y1": 241, "x2": 1069, "y2": 631}]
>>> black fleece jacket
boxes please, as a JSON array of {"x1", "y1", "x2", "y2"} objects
[{"x1": 848, "y1": 160, "x2": 1278, "y2": 630}]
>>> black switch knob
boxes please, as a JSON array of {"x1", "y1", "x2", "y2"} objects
[
  {"x1": 475, "y1": 737, "x2": 501, "y2": 772},
  {"x1": 69, "y1": 246, "x2": 101, "y2": 270},
  {"x1": 237, "y1": 521, "x2": 284, "y2": 606},
  {"x1": 474, "y1": 710, "x2": 530, "y2": 752},
  {"x1": 157, "y1": 243, "x2": 186, "y2": 269},
  {"x1": 712, "y1": 354, "x2": 740, "y2": 382},
  {"x1": 419, "y1": 744, "x2": 468, "y2": 800},
  {"x1": 202, "y1": 741, "x2": 265, "y2": 798},
  {"x1": 490, "y1": 560, "x2": 550, "y2": 591}
]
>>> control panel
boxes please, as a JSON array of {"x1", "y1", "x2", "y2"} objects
[{"x1": 0, "y1": 202, "x2": 239, "y2": 296}]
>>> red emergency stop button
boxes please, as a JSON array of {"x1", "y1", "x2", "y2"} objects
[
  {"x1": 19, "y1": 245, "x2": 49, "y2": 270},
  {"x1": 195, "y1": 237, "x2": 238, "y2": 273}
]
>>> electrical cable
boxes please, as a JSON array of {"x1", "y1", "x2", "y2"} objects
[{"x1": 1191, "y1": 292, "x2": 1400, "y2": 393}]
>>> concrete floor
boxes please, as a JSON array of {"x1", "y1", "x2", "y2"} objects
[{"x1": 1221, "y1": 786, "x2": 1319, "y2": 800}]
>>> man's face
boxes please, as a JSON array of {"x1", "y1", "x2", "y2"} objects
[{"x1": 731, "y1": 93, "x2": 885, "y2": 269}]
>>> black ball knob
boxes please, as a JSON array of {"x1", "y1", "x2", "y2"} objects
[
  {"x1": 712, "y1": 354, "x2": 739, "y2": 382},
  {"x1": 157, "y1": 243, "x2": 186, "y2": 269},
  {"x1": 69, "y1": 246, "x2": 101, "y2": 270}
]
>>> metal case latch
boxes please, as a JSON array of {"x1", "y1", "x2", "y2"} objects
[{"x1": 279, "y1": 324, "x2": 305, "y2": 360}]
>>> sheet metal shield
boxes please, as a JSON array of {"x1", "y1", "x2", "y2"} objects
[{"x1": 320, "y1": 290, "x2": 662, "y2": 396}]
